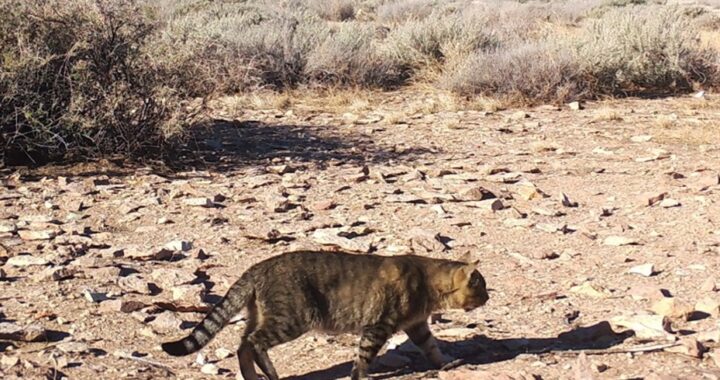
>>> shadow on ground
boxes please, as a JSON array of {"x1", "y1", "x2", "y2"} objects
[
  {"x1": 7, "y1": 119, "x2": 432, "y2": 179},
  {"x1": 171, "y1": 119, "x2": 431, "y2": 172},
  {"x1": 285, "y1": 322, "x2": 632, "y2": 380}
]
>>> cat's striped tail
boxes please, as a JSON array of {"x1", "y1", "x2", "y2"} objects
[{"x1": 161, "y1": 276, "x2": 253, "y2": 356}]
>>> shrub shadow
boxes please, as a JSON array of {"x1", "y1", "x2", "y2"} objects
[
  {"x1": 169, "y1": 119, "x2": 430, "y2": 173},
  {"x1": 8, "y1": 119, "x2": 431, "y2": 179},
  {"x1": 285, "y1": 322, "x2": 631, "y2": 380}
]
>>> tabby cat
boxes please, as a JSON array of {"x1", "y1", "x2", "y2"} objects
[{"x1": 162, "y1": 250, "x2": 488, "y2": 380}]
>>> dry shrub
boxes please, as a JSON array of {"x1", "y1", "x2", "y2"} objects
[
  {"x1": 376, "y1": 0, "x2": 437, "y2": 23},
  {"x1": 307, "y1": 0, "x2": 356, "y2": 21},
  {"x1": 0, "y1": 0, "x2": 204, "y2": 165},
  {"x1": 446, "y1": 43, "x2": 586, "y2": 104},
  {"x1": 385, "y1": 11, "x2": 500, "y2": 68},
  {"x1": 576, "y1": 6, "x2": 719, "y2": 95},
  {"x1": 305, "y1": 23, "x2": 409, "y2": 88},
  {"x1": 159, "y1": 2, "x2": 329, "y2": 91}
]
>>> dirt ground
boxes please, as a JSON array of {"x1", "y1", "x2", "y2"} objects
[{"x1": 1, "y1": 91, "x2": 720, "y2": 380}]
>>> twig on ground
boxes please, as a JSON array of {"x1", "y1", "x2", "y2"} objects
[
  {"x1": 114, "y1": 351, "x2": 176, "y2": 376},
  {"x1": 524, "y1": 341, "x2": 681, "y2": 357}
]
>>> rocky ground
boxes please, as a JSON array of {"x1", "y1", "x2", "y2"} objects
[{"x1": 1, "y1": 91, "x2": 720, "y2": 380}]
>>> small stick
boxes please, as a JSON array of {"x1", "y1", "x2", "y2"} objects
[
  {"x1": 524, "y1": 342, "x2": 681, "y2": 357},
  {"x1": 114, "y1": 351, "x2": 176, "y2": 376}
]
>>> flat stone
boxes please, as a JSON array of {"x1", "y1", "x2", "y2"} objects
[
  {"x1": 0, "y1": 322, "x2": 47, "y2": 342},
  {"x1": 628, "y1": 263, "x2": 655, "y2": 277},
  {"x1": 603, "y1": 236, "x2": 639, "y2": 247},
  {"x1": 200, "y1": 363, "x2": 220, "y2": 375},
  {"x1": 151, "y1": 268, "x2": 196, "y2": 289},
  {"x1": 35, "y1": 266, "x2": 75, "y2": 282},
  {"x1": 698, "y1": 329, "x2": 720, "y2": 343},
  {"x1": 651, "y1": 298, "x2": 695, "y2": 321},
  {"x1": 457, "y1": 186, "x2": 496, "y2": 201},
  {"x1": 516, "y1": 182, "x2": 546, "y2": 201},
  {"x1": 118, "y1": 274, "x2": 152, "y2": 295},
  {"x1": 664, "y1": 337, "x2": 705, "y2": 359},
  {"x1": 570, "y1": 282, "x2": 610, "y2": 298},
  {"x1": 183, "y1": 197, "x2": 215, "y2": 207},
  {"x1": 126, "y1": 247, "x2": 174, "y2": 261},
  {"x1": 510, "y1": 111, "x2": 529, "y2": 120},
  {"x1": 695, "y1": 297, "x2": 720, "y2": 317},
  {"x1": 17, "y1": 229, "x2": 57, "y2": 241},
  {"x1": 504, "y1": 218, "x2": 534, "y2": 228},
  {"x1": 171, "y1": 284, "x2": 206, "y2": 304},
  {"x1": 83, "y1": 289, "x2": 109, "y2": 303},
  {"x1": 628, "y1": 285, "x2": 667, "y2": 301},
  {"x1": 631, "y1": 135, "x2": 653, "y2": 143},
  {"x1": 0, "y1": 355, "x2": 19, "y2": 369},
  {"x1": 409, "y1": 228, "x2": 447, "y2": 253},
  {"x1": 57, "y1": 342, "x2": 89, "y2": 354},
  {"x1": 700, "y1": 278, "x2": 718, "y2": 292},
  {"x1": 610, "y1": 314, "x2": 673, "y2": 339},
  {"x1": 6, "y1": 254, "x2": 48, "y2": 267},
  {"x1": 100, "y1": 299, "x2": 146, "y2": 313},
  {"x1": 466, "y1": 199, "x2": 505, "y2": 211},
  {"x1": 0, "y1": 222, "x2": 17, "y2": 233},
  {"x1": 163, "y1": 240, "x2": 192, "y2": 252},
  {"x1": 311, "y1": 228, "x2": 372, "y2": 253},
  {"x1": 150, "y1": 311, "x2": 183, "y2": 333},
  {"x1": 659, "y1": 198, "x2": 681, "y2": 208},
  {"x1": 215, "y1": 348, "x2": 233, "y2": 360}
]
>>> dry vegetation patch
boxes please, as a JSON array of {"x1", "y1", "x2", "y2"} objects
[{"x1": 2, "y1": 0, "x2": 719, "y2": 165}]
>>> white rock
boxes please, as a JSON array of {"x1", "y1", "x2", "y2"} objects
[
  {"x1": 183, "y1": 197, "x2": 214, "y2": 207},
  {"x1": 630, "y1": 135, "x2": 653, "y2": 143},
  {"x1": 83, "y1": 289, "x2": 109, "y2": 303},
  {"x1": 215, "y1": 348, "x2": 233, "y2": 360},
  {"x1": 603, "y1": 236, "x2": 639, "y2": 247},
  {"x1": 628, "y1": 263, "x2": 655, "y2": 277},
  {"x1": 164, "y1": 240, "x2": 192, "y2": 252},
  {"x1": 200, "y1": 363, "x2": 220, "y2": 375},
  {"x1": 568, "y1": 101, "x2": 582, "y2": 111},
  {"x1": 659, "y1": 199, "x2": 681, "y2": 208},
  {"x1": 311, "y1": 228, "x2": 372, "y2": 253},
  {"x1": 0, "y1": 222, "x2": 17, "y2": 233}
]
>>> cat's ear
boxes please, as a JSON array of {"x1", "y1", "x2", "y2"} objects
[
  {"x1": 459, "y1": 262, "x2": 478, "y2": 279},
  {"x1": 459, "y1": 251, "x2": 479, "y2": 265}
]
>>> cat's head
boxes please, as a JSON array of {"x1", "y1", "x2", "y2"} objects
[{"x1": 446, "y1": 261, "x2": 489, "y2": 311}]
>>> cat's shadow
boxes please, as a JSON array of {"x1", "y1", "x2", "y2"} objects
[{"x1": 284, "y1": 321, "x2": 632, "y2": 380}]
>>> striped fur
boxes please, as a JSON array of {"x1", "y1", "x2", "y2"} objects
[
  {"x1": 161, "y1": 250, "x2": 489, "y2": 380},
  {"x1": 161, "y1": 273, "x2": 254, "y2": 356}
]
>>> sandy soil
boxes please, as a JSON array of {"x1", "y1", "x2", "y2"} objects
[{"x1": 1, "y1": 91, "x2": 719, "y2": 379}]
